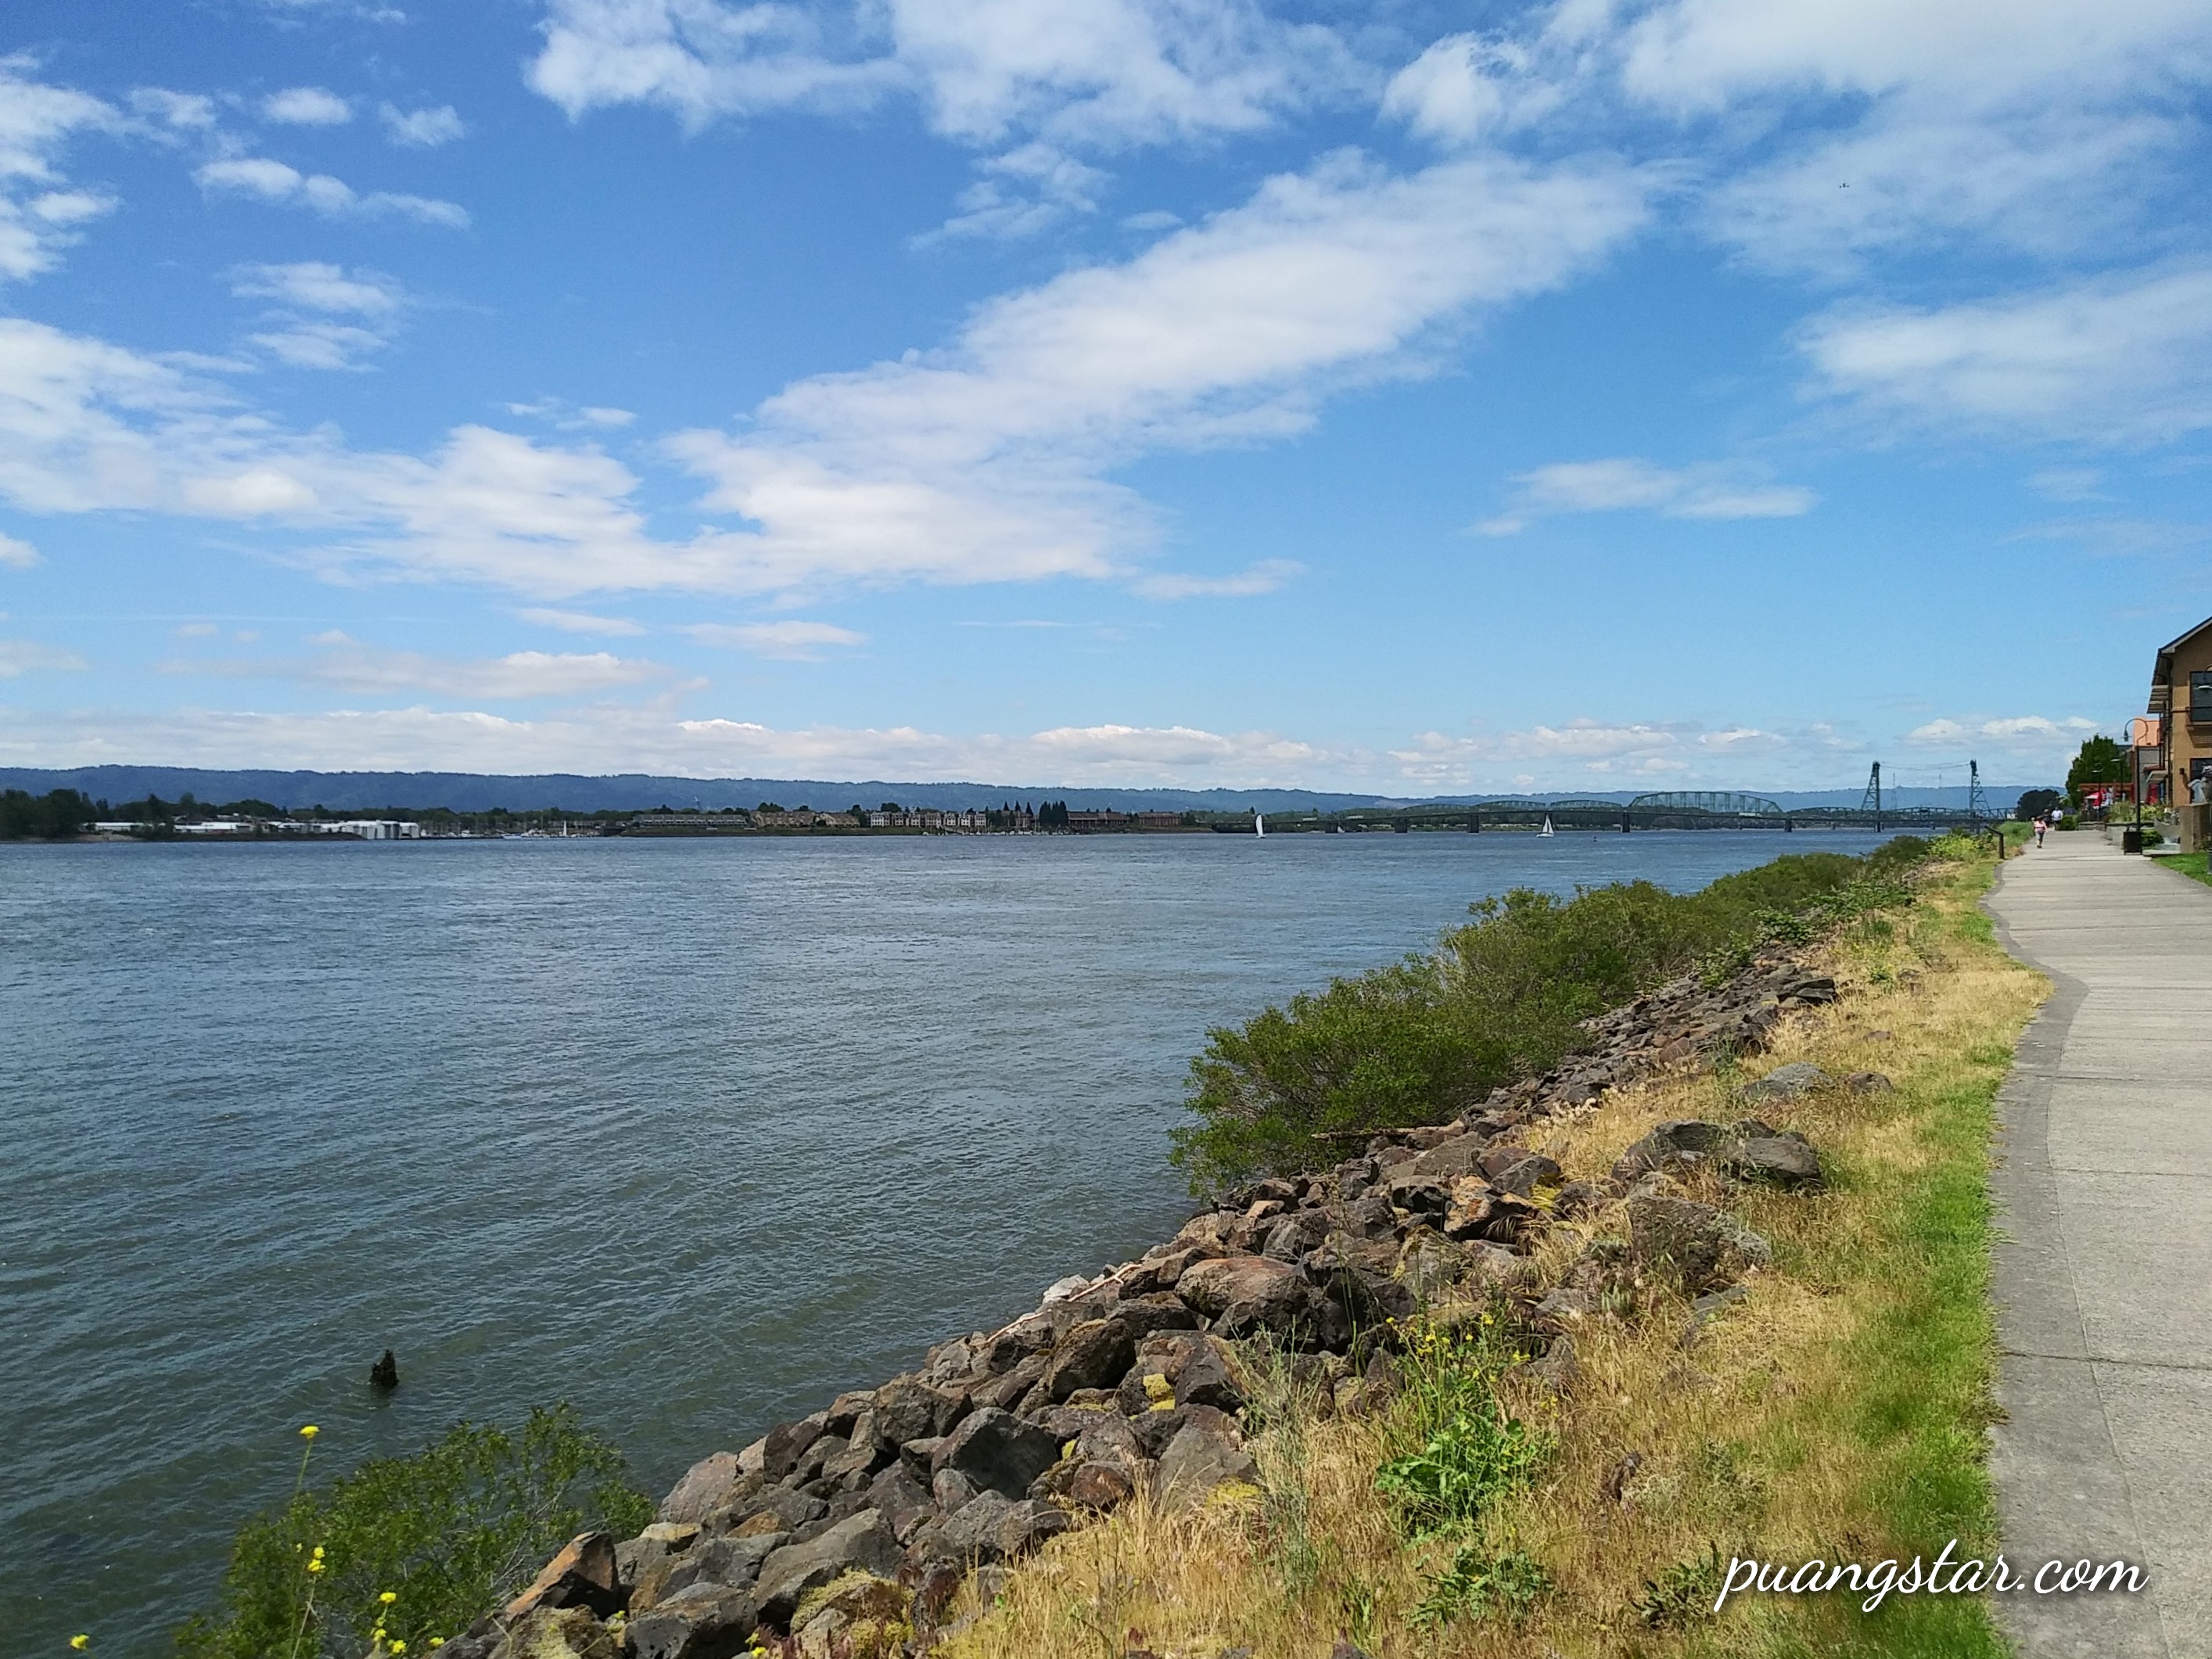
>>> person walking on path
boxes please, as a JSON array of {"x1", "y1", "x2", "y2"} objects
[{"x1": 2034, "y1": 814, "x2": 2048, "y2": 847}]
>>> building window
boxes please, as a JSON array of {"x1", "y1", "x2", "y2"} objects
[{"x1": 2194, "y1": 671, "x2": 2212, "y2": 723}]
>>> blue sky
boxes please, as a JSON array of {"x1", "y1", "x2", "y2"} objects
[{"x1": 0, "y1": 0, "x2": 2206, "y2": 791}]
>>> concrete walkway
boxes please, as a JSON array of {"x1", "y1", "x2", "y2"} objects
[{"x1": 1988, "y1": 832, "x2": 2212, "y2": 1656}]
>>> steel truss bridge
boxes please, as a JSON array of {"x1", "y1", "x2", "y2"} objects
[{"x1": 1249, "y1": 793, "x2": 1980, "y2": 833}]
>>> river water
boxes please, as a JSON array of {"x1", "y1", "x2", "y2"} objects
[{"x1": 0, "y1": 828, "x2": 1883, "y2": 1650}]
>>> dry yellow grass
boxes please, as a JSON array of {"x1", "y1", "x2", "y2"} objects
[{"x1": 939, "y1": 856, "x2": 2045, "y2": 1659}]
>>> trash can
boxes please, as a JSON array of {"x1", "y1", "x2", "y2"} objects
[{"x1": 2123, "y1": 828, "x2": 2145, "y2": 854}]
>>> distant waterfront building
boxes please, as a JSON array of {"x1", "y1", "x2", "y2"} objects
[
  {"x1": 314, "y1": 820, "x2": 422, "y2": 839},
  {"x1": 2148, "y1": 619, "x2": 2212, "y2": 831},
  {"x1": 1065, "y1": 809, "x2": 1184, "y2": 831}
]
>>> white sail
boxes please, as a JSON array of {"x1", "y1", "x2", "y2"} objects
[
  {"x1": 1540, "y1": 814, "x2": 1555, "y2": 836},
  {"x1": 1255, "y1": 812, "x2": 1266, "y2": 837}
]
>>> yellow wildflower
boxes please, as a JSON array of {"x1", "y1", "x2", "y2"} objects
[
  {"x1": 299, "y1": 1425, "x2": 319, "y2": 1440},
  {"x1": 390, "y1": 1644, "x2": 407, "y2": 1654},
  {"x1": 306, "y1": 1560, "x2": 324, "y2": 1575},
  {"x1": 71, "y1": 1639, "x2": 91, "y2": 1652},
  {"x1": 379, "y1": 1593, "x2": 397, "y2": 1605}
]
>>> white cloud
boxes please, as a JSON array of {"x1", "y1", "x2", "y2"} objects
[
  {"x1": 668, "y1": 150, "x2": 1645, "y2": 595},
  {"x1": 1381, "y1": 33, "x2": 1565, "y2": 146},
  {"x1": 176, "y1": 633, "x2": 668, "y2": 698},
  {"x1": 526, "y1": 0, "x2": 1366, "y2": 149},
  {"x1": 0, "y1": 61, "x2": 124, "y2": 282},
  {"x1": 232, "y1": 261, "x2": 404, "y2": 314},
  {"x1": 195, "y1": 156, "x2": 469, "y2": 228},
  {"x1": 379, "y1": 103, "x2": 465, "y2": 146},
  {"x1": 127, "y1": 88, "x2": 217, "y2": 130},
  {"x1": 519, "y1": 606, "x2": 648, "y2": 635},
  {"x1": 2028, "y1": 466, "x2": 2104, "y2": 502},
  {"x1": 684, "y1": 619, "x2": 866, "y2": 659},
  {"x1": 0, "y1": 702, "x2": 1338, "y2": 788},
  {"x1": 174, "y1": 621, "x2": 219, "y2": 636},
  {"x1": 251, "y1": 322, "x2": 393, "y2": 372},
  {"x1": 0, "y1": 146, "x2": 1641, "y2": 598},
  {"x1": 1710, "y1": 110, "x2": 2192, "y2": 277},
  {"x1": 1906, "y1": 713, "x2": 2098, "y2": 749},
  {"x1": 1618, "y1": 0, "x2": 2212, "y2": 112},
  {"x1": 0, "y1": 637, "x2": 84, "y2": 676},
  {"x1": 1129, "y1": 558, "x2": 1299, "y2": 598},
  {"x1": 0, "y1": 530, "x2": 38, "y2": 567},
  {"x1": 506, "y1": 398, "x2": 639, "y2": 431},
  {"x1": 1800, "y1": 264, "x2": 2212, "y2": 445},
  {"x1": 928, "y1": 144, "x2": 1108, "y2": 242},
  {"x1": 263, "y1": 87, "x2": 353, "y2": 126},
  {"x1": 1477, "y1": 457, "x2": 1815, "y2": 533},
  {"x1": 1389, "y1": 717, "x2": 1859, "y2": 788},
  {"x1": 232, "y1": 263, "x2": 408, "y2": 371}
]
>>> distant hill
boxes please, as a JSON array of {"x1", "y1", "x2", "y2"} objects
[{"x1": 0, "y1": 765, "x2": 2057, "y2": 815}]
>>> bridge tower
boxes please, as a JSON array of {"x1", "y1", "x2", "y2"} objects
[
  {"x1": 1968, "y1": 759, "x2": 1988, "y2": 827},
  {"x1": 1862, "y1": 762, "x2": 1883, "y2": 832}
]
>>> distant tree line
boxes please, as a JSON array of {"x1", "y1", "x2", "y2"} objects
[{"x1": 0, "y1": 788, "x2": 95, "y2": 839}]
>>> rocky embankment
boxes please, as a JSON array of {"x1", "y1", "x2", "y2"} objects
[{"x1": 461, "y1": 947, "x2": 1864, "y2": 1659}]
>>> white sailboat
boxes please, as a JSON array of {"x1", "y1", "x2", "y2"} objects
[
  {"x1": 1255, "y1": 812, "x2": 1266, "y2": 837},
  {"x1": 1539, "y1": 815, "x2": 1555, "y2": 836}
]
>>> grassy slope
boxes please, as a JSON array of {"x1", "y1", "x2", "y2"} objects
[{"x1": 938, "y1": 853, "x2": 2046, "y2": 1659}]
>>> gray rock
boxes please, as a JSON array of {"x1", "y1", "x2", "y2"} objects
[
  {"x1": 1627, "y1": 1192, "x2": 1769, "y2": 1293},
  {"x1": 759, "y1": 1413, "x2": 829, "y2": 1483},
  {"x1": 1108, "y1": 1291, "x2": 1201, "y2": 1338},
  {"x1": 871, "y1": 1376, "x2": 963, "y2": 1445},
  {"x1": 1611, "y1": 1119, "x2": 1733, "y2": 1183},
  {"x1": 753, "y1": 1509, "x2": 900, "y2": 1627},
  {"x1": 1039, "y1": 1316, "x2": 1135, "y2": 1403},
  {"x1": 1722, "y1": 1131, "x2": 1824, "y2": 1189},
  {"x1": 495, "y1": 1607, "x2": 621, "y2": 1659},
  {"x1": 1336, "y1": 1191, "x2": 1400, "y2": 1239},
  {"x1": 1261, "y1": 1208, "x2": 1331, "y2": 1262},
  {"x1": 970, "y1": 1351, "x2": 1049, "y2": 1410},
  {"x1": 717, "y1": 1486, "x2": 825, "y2": 1539},
  {"x1": 1442, "y1": 1178, "x2": 1536, "y2": 1245},
  {"x1": 650, "y1": 1533, "x2": 785, "y2": 1610},
  {"x1": 617, "y1": 1522, "x2": 699, "y2": 1599},
  {"x1": 1742, "y1": 1061, "x2": 1828, "y2": 1101},
  {"x1": 659, "y1": 1453, "x2": 756, "y2": 1526},
  {"x1": 1488, "y1": 1153, "x2": 1563, "y2": 1198},
  {"x1": 504, "y1": 1532, "x2": 622, "y2": 1620},
  {"x1": 1154, "y1": 1411, "x2": 1259, "y2": 1508},
  {"x1": 1551, "y1": 1178, "x2": 1614, "y2": 1219},
  {"x1": 1382, "y1": 1168, "x2": 1454, "y2": 1216},
  {"x1": 1844, "y1": 1070, "x2": 1894, "y2": 1094},
  {"x1": 1408, "y1": 1136, "x2": 1488, "y2": 1180},
  {"x1": 929, "y1": 1406, "x2": 1062, "y2": 1500},
  {"x1": 625, "y1": 1582, "x2": 759, "y2": 1659},
  {"x1": 1175, "y1": 1254, "x2": 1323, "y2": 1340},
  {"x1": 932, "y1": 1467, "x2": 979, "y2": 1510},
  {"x1": 909, "y1": 1489, "x2": 1072, "y2": 1568}
]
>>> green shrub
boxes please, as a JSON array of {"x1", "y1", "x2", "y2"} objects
[
  {"x1": 1375, "y1": 1316, "x2": 1549, "y2": 1540},
  {"x1": 1171, "y1": 844, "x2": 1923, "y2": 1188},
  {"x1": 1635, "y1": 1544, "x2": 1729, "y2": 1629},
  {"x1": 1411, "y1": 1545, "x2": 1553, "y2": 1628},
  {"x1": 178, "y1": 1406, "x2": 652, "y2": 1659}
]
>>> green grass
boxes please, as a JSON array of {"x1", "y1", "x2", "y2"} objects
[{"x1": 2158, "y1": 850, "x2": 2212, "y2": 887}]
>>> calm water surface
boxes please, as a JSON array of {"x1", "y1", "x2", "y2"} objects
[{"x1": 0, "y1": 829, "x2": 1883, "y2": 1650}]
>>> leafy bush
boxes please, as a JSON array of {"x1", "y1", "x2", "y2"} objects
[
  {"x1": 1412, "y1": 1545, "x2": 1553, "y2": 1628},
  {"x1": 1375, "y1": 1315, "x2": 1548, "y2": 1539},
  {"x1": 179, "y1": 1406, "x2": 652, "y2": 1659},
  {"x1": 1172, "y1": 845, "x2": 1925, "y2": 1188}
]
